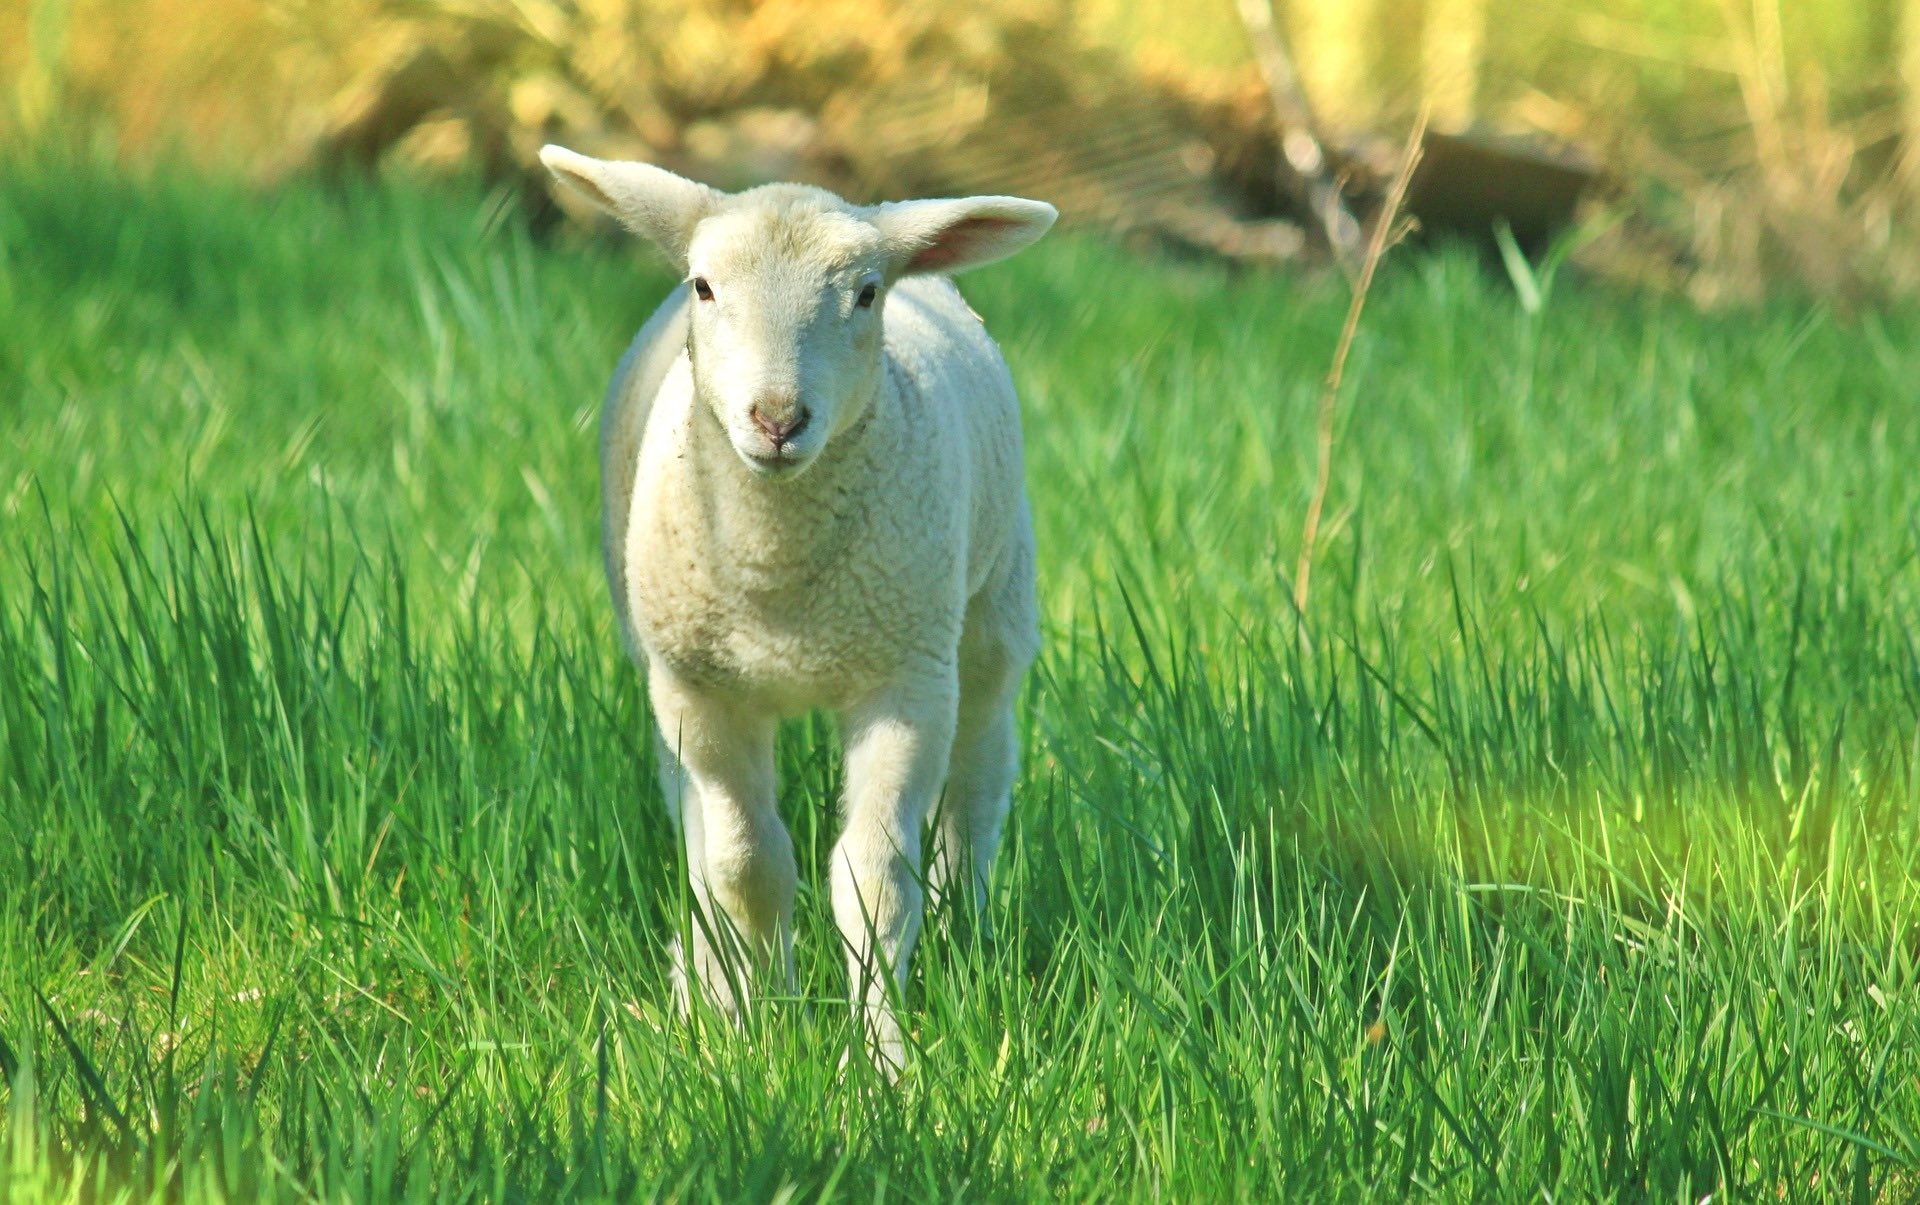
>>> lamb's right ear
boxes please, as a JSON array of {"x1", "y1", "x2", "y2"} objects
[{"x1": 540, "y1": 145, "x2": 720, "y2": 266}]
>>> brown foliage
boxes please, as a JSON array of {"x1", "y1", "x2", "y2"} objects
[{"x1": 5, "y1": 0, "x2": 1917, "y2": 298}]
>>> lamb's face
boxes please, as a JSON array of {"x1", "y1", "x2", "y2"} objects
[
  {"x1": 538, "y1": 145, "x2": 1058, "y2": 481},
  {"x1": 683, "y1": 199, "x2": 889, "y2": 480}
]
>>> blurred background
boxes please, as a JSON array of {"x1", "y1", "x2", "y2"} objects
[{"x1": 2, "y1": 0, "x2": 1914, "y2": 303}]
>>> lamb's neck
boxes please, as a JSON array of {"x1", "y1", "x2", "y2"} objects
[{"x1": 679, "y1": 379, "x2": 896, "y2": 573}]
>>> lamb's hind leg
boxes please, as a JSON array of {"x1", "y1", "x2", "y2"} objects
[
  {"x1": 932, "y1": 544, "x2": 1037, "y2": 914},
  {"x1": 650, "y1": 667, "x2": 795, "y2": 1018},
  {"x1": 930, "y1": 643, "x2": 1023, "y2": 914}
]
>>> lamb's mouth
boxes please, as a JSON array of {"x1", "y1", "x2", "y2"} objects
[{"x1": 741, "y1": 448, "x2": 812, "y2": 478}]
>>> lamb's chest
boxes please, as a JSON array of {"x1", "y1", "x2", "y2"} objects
[{"x1": 625, "y1": 514, "x2": 952, "y2": 707}]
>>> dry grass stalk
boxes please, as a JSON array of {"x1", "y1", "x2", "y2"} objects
[{"x1": 1292, "y1": 105, "x2": 1428, "y2": 620}]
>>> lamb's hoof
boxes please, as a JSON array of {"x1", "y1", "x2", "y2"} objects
[
  {"x1": 839, "y1": 1008, "x2": 908, "y2": 1083},
  {"x1": 838, "y1": 1041, "x2": 905, "y2": 1084},
  {"x1": 668, "y1": 936, "x2": 692, "y2": 1017}
]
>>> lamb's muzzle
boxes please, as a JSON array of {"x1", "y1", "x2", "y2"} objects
[{"x1": 749, "y1": 398, "x2": 810, "y2": 449}]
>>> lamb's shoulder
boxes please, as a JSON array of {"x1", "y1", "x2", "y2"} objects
[
  {"x1": 602, "y1": 285, "x2": 692, "y2": 655},
  {"x1": 602, "y1": 285, "x2": 691, "y2": 523},
  {"x1": 883, "y1": 278, "x2": 1013, "y2": 412},
  {"x1": 884, "y1": 277, "x2": 1028, "y2": 598}
]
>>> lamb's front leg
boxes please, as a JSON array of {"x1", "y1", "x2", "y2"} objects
[
  {"x1": 650, "y1": 667, "x2": 794, "y2": 1018},
  {"x1": 833, "y1": 669, "x2": 958, "y2": 1072}
]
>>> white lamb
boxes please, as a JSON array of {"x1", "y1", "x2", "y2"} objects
[{"x1": 539, "y1": 144, "x2": 1056, "y2": 1068}]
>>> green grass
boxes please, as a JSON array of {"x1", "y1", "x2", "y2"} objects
[{"x1": 2, "y1": 150, "x2": 1918, "y2": 1201}]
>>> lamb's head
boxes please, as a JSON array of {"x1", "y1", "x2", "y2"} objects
[{"x1": 541, "y1": 145, "x2": 1057, "y2": 479}]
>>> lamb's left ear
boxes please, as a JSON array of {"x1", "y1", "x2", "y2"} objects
[
  {"x1": 539, "y1": 144, "x2": 721, "y2": 268},
  {"x1": 870, "y1": 196, "x2": 1059, "y2": 278}
]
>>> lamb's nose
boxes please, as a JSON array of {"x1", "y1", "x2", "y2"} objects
[{"x1": 751, "y1": 402, "x2": 811, "y2": 447}]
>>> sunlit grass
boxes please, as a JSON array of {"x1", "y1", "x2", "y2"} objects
[{"x1": 2, "y1": 152, "x2": 1917, "y2": 1199}]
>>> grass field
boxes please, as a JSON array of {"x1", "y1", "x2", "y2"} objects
[{"x1": 2, "y1": 152, "x2": 1918, "y2": 1201}]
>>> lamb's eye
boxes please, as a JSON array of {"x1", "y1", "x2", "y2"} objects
[
  {"x1": 856, "y1": 283, "x2": 878, "y2": 308},
  {"x1": 692, "y1": 277, "x2": 714, "y2": 302}
]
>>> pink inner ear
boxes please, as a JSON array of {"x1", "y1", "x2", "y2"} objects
[{"x1": 908, "y1": 215, "x2": 1023, "y2": 273}]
